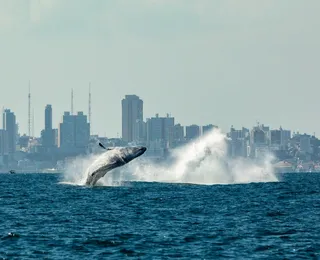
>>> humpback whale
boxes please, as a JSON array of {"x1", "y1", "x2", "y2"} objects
[{"x1": 85, "y1": 143, "x2": 147, "y2": 186}]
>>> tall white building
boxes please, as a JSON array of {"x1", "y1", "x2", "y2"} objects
[
  {"x1": 250, "y1": 124, "x2": 270, "y2": 158},
  {"x1": 0, "y1": 130, "x2": 8, "y2": 155},
  {"x1": 168, "y1": 123, "x2": 185, "y2": 147},
  {"x1": 0, "y1": 129, "x2": 8, "y2": 166},
  {"x1": 122, "y1": 95, "x2": 143, "y2": 143},
  {"x1": 145, "y1": 114, "x2": 174, "y2": 157},
  {"x1": 270, "y1": 128, "x2": 291, "y2": 150},
  {"x1": 41, "y1": 104, "x2": 56, "y2": 150},
  {"x1": 229, "y1": 127, "x2": 250, "y2": 157},
  {"x1": 202, "y1": 124, "x2": 217, "y2": 135},
  {"x1": 58, "y1": 111, "x2": 90, "y2": 152},
  {"x1": 2, "y1": 109, "x2": 16, "y2": 155},
  {"x1": 281, "y1": 129, "x2": 291, "y2": 147},
  {"x1": 300, "y1": 134, "x2": 311, "y2": 154},
  {"x1": 186, "y1": 125, "x2": 200, "y2": 140},
  {"x1": 133, "y1": 119, "x2": 146, "y2": 144},
  {"x1": 146, "y1": 114, "x2": 174, "y2": 144}
]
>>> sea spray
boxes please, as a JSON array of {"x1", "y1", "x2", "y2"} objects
[
  {"x1": 60, "y1": 153, "x2": 100, "y2": 185},
  {"x1": 61, "y1": 128, "x2": 278, "y2": 186},
  {"x1": 127, "y1": 128, "x2": 277, "y2": 184}
]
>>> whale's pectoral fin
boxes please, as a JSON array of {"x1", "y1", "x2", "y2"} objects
[
  {"x1": 99, "y1": 142, "x2": 113, "y2": 151},
  {"x1": 99, "y1": 142, "x2": 107, "y2": 149}
]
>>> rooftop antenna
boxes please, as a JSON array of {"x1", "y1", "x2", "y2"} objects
[
  {"x1": 2, "y1": 106, "x2": 4, "y2": 129},
  {"x1": 32, "y1": 107, "x2": 34, "y2": 138},
  {"x1": 71, "y1": 88, "x2": 74, "y2": 115},
  {"x1": 28, "y1": 81, "x2": 31, "y2": 137},
  {"x1": 88, "y1": 82, "x2": 91, "y2": 129}
]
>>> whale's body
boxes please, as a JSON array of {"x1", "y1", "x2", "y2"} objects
[{"x1": 85, "y1": 146, "x2": 146, "y2": 186}]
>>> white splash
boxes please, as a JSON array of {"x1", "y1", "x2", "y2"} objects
[
  {"x1": 60, "y1": 128, "x2": 278, "y2": 186},
  {"x1": 128, "y1": 128, "x2": 277, "y2": 185},
  {"x1": 60, "y1": 153, "x2": 98, "y2": 186}
]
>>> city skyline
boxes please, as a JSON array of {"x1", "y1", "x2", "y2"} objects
[
  {"x1": 0, "y1": 95, "x2": 315, "y2": 139},
  {"x1": 1, "y1": 1, "x2": 320, "y2": 137},
  {"x1": 0, "y1": 93, "x2": 318, "y2": 171}
]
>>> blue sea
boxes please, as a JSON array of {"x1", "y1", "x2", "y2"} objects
[{"x1": 0, "y1": 172, "x2": 319, "y2": 259}]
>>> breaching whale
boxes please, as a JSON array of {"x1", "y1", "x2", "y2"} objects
[{"x1": 85, "y1": 143, "x2": 147, "y2": 186}]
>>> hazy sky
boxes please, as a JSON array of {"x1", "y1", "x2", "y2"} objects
[{"x1": 0, "y1": 0, "x2": 320, "y2": 137}]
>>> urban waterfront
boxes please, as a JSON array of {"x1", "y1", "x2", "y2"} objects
[{"x1": 0, "y1": 94, "x2": 319, "y2": 174}]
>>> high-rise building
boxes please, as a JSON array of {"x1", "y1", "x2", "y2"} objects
[
  {"x1": 146, "y1": 114, "x2": 174, "y2": 143},
  {"x1": 122, "y1": 95, "x2": 143, "y2": 143},
  {"x1": 45, "y1": 104, "x2": 52, "y2": 130},
  {"x1": 169, "y1": 124, "x2": 184, "y2": 141},
  {"x1": 271, "y1": 130, "x2": 281, "y2": 145},
  {"x1": 133, "y1": 119, "x2": 146, "y2": 144},
  {"x1": 0, "y1": 129, "x2": 8, "y2": 166},
  {"x1": 250, "y1": 124, "x2": 270, "y2": 158},
  {"x1": 202, "y1": 124, "x2": 217, "y2": 135},
  {"x1": 300, "y1": 134, "x2": 311, "y2": 154},
  {"x1": 41, "y1": 104, "x2": 56, "y2": 149},
  {"x1": 186, "y1": 125, "x2": 200, "y2": 140},
  {"x1": 0, "y1": 129, "x2": 8, "y2": 156},
  {"x1": 2, "y1": 109, "x2": 16, "y2": 155},
  {"x1": 229, "y1": 127, "x2": 250, "y2": 157},
  {"x1": 53, "y1": 129, "x2": 59, "y2": 146},
  {"x1": 58, "y1": 111, "x2": 90, "y2": 152},
  {"x1": 168, "y1": 123, "x2": 185, "y2": 148},
  {"x1": 251, "y1": 124, "x2": 270, "y2": 146},
  {"x1": 280, "y1": 128, "x2": 291, "y2": 148},
  {"x1": 270, "y1": 128, "x2": 291, "y2": 150}
]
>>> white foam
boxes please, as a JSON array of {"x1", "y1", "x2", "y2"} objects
[
  {"x1": 61, "y1": 128, "x2": 278, "y2": 186},
  {"x1": 127, "y1": 128, "x2": 277, "y2": 185},
  {"x1": 60, "y1": 153, "x2": 100, "y2": 186}
]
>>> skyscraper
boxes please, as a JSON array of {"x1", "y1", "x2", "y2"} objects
[
  {"x1": 186, "y1": 125, "x2": 200, "y2": 140},
  {"x1": 0, "y1": 129, "x2": 8, "y2": 167},
  {"x1": 122, "y1": 95, "x2": 143, "y2": 142},
  {"x1": 45, "y1": 104, "x2": 52, "y2": 130},
  {"x1": 0, "y1": 129, "x2": 8, "y2": 156},
  {"x1": 58, "y1": 111, "x2": 90, "y2": 153},
  {"x1": 202, "y1": 124, "x2": 217, "y2": 135},
  {"x1": 146, "y1": 114, "x2": 174, "y2": 143},
  {"x1": 2, "y1": 109, "x2": 16, "y2": 155},
  {"x1": 41, "y1": 104, "x2": 55, "y2": 149}
]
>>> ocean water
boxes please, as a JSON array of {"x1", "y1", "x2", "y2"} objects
[{"x1": 0, "y1": 172, "x2": 319, "y2": 259}]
